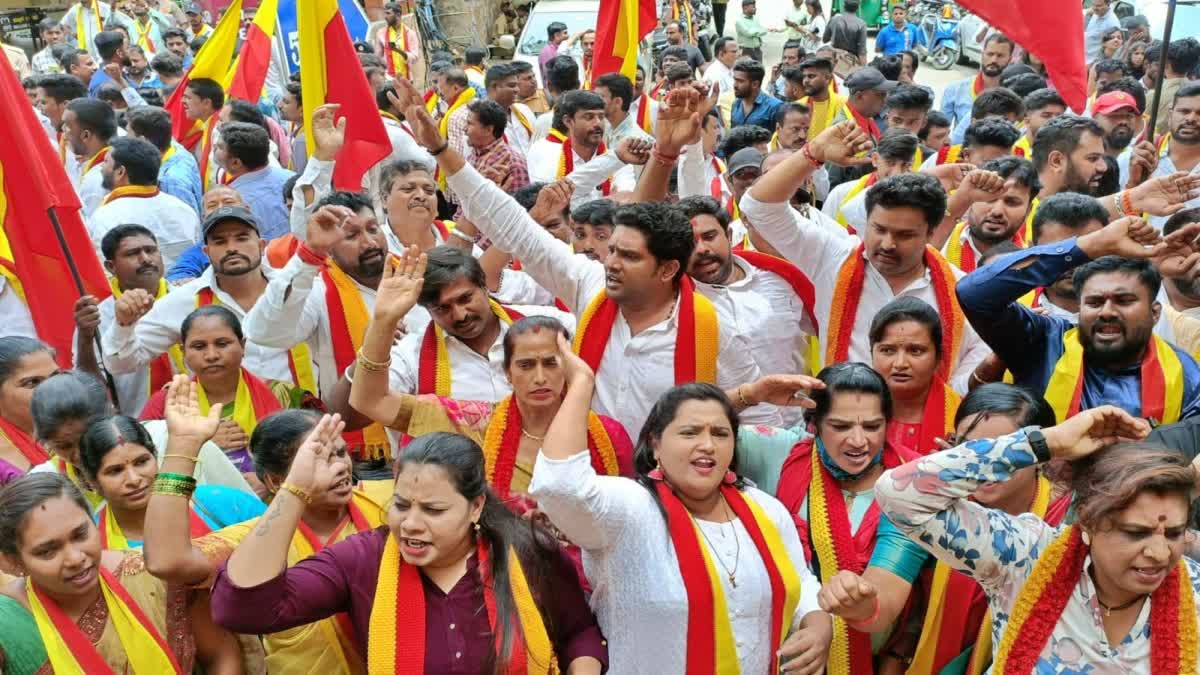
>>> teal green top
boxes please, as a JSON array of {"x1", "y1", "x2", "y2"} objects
[
  {"x1": 735, "y1": 15, "x2": 769, "y2": 48},
  {"x1": 736, "y1": 424, "x2": 807, "y2": 495},
  {"x1": 869, "y1": 514, "x2": 931, "y2": 583},
  {"x1": 0, "y1": 594, "x2": 46, "y2": 675}
]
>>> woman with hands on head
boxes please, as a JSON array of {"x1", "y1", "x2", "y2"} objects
[
  {"x1": 874, "y1": 404, "x2": 1200, "y2": 673},
  {"x1": 350, "y1": 244, "x2": 635, "y2": 510},
  {"x1": 771, "y1": 362, "x2": 918, "y2": 674},
  {"x1": 817, "y1": 383, "x2": 1071, "y2": 674},
  {"x1": 529, "y1": 333, "x2": 833, "y2": 674},
  {"x1": 142, "y1": 375, "x2": 391, "y2": 674},
  {"x1": 209, "y1": 406, "x2": 608, "y2": 673}
]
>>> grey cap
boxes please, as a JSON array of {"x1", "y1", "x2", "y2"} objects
[
  {"x1": 184, "y1": 3, "x2": 202, "y2": 13},
  {"x1": 201, "y1": 206, "x2": 260, "y2": 238},
  {"x1": 845, "y1": 67, "x2": 898, "y2": 94},
  {"x1": 727, "y1": 147, "x2": 764, "y2": 175}
]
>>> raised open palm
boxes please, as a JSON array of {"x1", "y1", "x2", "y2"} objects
[{"x1": 373, "y1": 244, "x2": 427, "y2": 325}]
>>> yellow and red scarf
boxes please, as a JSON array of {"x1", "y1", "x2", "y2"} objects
[
  {"x1": 733, "y1": 250, "x2": 820, "y2": 334},
  {"x1": 826, "y1": 244, "x2": 963, "y2": 380},
  {"x1": 581, "y1": 57, "x2": 593, "y2": 90},
  {"x1": 1045, "y1": 327, "x2": 1184, "y2": 424},
  {"x1": 484, "y1": 395, "x2": 620, "y2": 500},
  {"x1": 574, "y1": 276, "x2": 718, "y2": 384},
  {"x1": 81, "y1": 145, "x2": 111, "y2": 177},
  {"x1": 196, "y1": 287, "x2": 317, "y2": 394},
  {"x1": 909, "y1": 475, "x2": 1063, "y2": 675},
  {"x1": 634, "y1": 93, "x2": 654, "y2": 134},
  {"x1": 943, "y1": 220, "x2": 1028, "y2": 273},
  {"x1": 295, "y1": 494, "x2": 377, "y2": 672},
  {"x1": 134, "y1": 18, "x2": 157, "y2": 54},
  {"x1": 0, "y1": 416, "x2": 49, "y2": 466},
  {"x1": 890, "y1": 378, "x2": 959, "y2": 457},
  {"x1": 970, "y1": 72, "x2": 985, "y2": 99},
  {"x1": 194, "y1": 366, "x2": 283, "y2": 439},
  {"x1": 110, "y1": 277, "x2": 185, "y2": 394},
  {"x1": 434, "y1": 88, "x2": 477, "y2": 190},
  {"x1": 935, "y1": 143, "x2": 963, "y2": 166},
  {"x1": 834, "y1": 173, "x2": 876, "y2": 233},
  {"x1": 992, "y1": 525, "x2": 1197, "y2": 674},
  {"x1": 842, "y1": 100, "x2": 881, "y2": 144},
  {"x1": 385, "y1": 24, "x2": 410, "y2": 79},
  {"x1": 98, "y1": 500, "x2": 212, "y2": 550},
  {"x1": 800, "y1": 94, "x2": 841, "y2": 139},
  {"x1": 322, "y1": 260, "x2": 394, "y2": 460},
  {"x1": 1012, "y1": 134, "x2": 1032, "y2": 158},
  {"x1": 367, "y1": 536, "x2": 556, "y2": 674},
  {"x1": 75, "y1": 0, "x2": 103, "y2": 54},
  {"x1": 510, "y1": 106, "x2": 534, "y2": 140},
  {"x1": 28, "y1": 566, "x2": 184, "y2": 675},
  {"x1": 657, "y1": 480, "x2": 801, "y2": 673},
  {"x1": 417, "y1": 300, "x2": 524, "y2": 395},
  {"x1": 775, "y1": 440, "x2": 912, "y2": 675},
  {"x1": 100, "y1": 184, "x2": 159, "y2": 207},
  {"x1": 649, "y1": 79, "x2": 666, "y2": 102},
  {"x1": 710, "y1": 174, "x2": 739, "y2": 222},
  {"x1": 198, "y1": 114, "x2": 218, "y2": 192},
  {"x1": 546, "y1": 128, "x2": 611, "y2": 195}
]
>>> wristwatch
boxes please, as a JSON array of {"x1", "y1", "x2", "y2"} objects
[{"x1": 1022, "y1": 426, "x2": 1051, "y2": 463}]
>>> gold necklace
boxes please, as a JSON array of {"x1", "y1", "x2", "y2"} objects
[
  {"x1": 520, "y1": 428, "x2": 544, "y2": 442},
  {"x1": 692, "y1": 500, "x2": 741, "y2": 588}
]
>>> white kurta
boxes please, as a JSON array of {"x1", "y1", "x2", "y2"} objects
[
  {"x1": 530, "y1": 450, "x2": 823, "y2": 674},
  {"x1": 88, "y1": 191, "x2": 200, "y2": 270}
]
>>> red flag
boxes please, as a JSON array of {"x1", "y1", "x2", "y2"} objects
[
  {"x1": 594, "y1": 0, "x2": 657, "y2": 79},
  {"x1": 165, "y1": 0, "x2": 242, "y2": 147},
  {"x1": 299, "y1": 0, "x2": 391, "y2": 191},
  {"x1": 0, "y1": 50, "x2": 110, "y2": 366},
  {"x1": 954, "y1": 0, "x2": 1088, "y2": 112}
]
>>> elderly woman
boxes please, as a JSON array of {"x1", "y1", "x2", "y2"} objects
[{"x1": 875, "y1": 405, "x2": 1199, "y2": 672}]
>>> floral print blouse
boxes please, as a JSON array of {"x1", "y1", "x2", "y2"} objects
[{"x1": 874, "y1": 429, "x2": 1200, "y2": 674}]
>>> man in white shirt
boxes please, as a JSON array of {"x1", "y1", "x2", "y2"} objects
[
  {"x1": 59, "y1": 0, "x2": 129, "y2": 59},
  {"x1": 744, "y1": 121, "x2": 992, "y2": 393},
  {"x1": 824, "y1": 130, "x2": 920, "y2": 234},
  {"x1": 1084, "y1": 0, "x2": 1122, "y2": 65},
  {"x1": 678, "y1": 195, "x2": 817, "y2": 421},
  {"x1": 102, "y1": 206, "x2": 310, "y2": 387},
  {"x1": 594, "y1": 73, "x2": 653, "y2": 189},
  {"x1": 35, "y1": 74, "x2": 87, "y2": 187},
  {"x1": 1143, "y1": 84, "x2": 1200, "y2": 231},
  {"x1": 528, "y1": 90, "x2": 634, "y2": 200},
  {"x1": 485, "y1": 63, "x2": 536, "y2": 155},
  {"x1": 63, "y1": 97, "x2": 117, "y2": 217},
  {"x1": 703, "y1": 36, "x2": 739, "y2": 96},
  {"x1": 939, "y1": 156, "x2": 1039, "y2": 273},
  {"x1": 88, "y1": 137, "x2": 199, "y2": 269},
  {"x1": 73, "y1": 224, "x2": 170, "y2": 415}
]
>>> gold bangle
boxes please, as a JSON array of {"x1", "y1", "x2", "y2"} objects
[
  {"x1": 163, "y1": 454, "x2": 199, "y2": 464},
  {"x1": 356, "y1": 348, "x2": 391, "y2": 373},
  {"x1": 737, "y1": 385, "x2": 753, "y2": 408},
  {"x1": 280, "y1": 482, "x2": 313, "y2": 505}
]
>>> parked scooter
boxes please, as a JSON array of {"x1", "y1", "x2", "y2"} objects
[{"x1": 917, "y1": 0, "x2": 961, "y2": 70}]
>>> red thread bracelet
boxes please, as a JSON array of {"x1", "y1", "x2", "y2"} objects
[
  {"x1": 296, "y1": 242, "x2": 327, "y2": 266},
  {"x1": 844, "y1": 595, "x2": 881, "y2": 631},
  {"x1": 802, "y1": 142, "x2": 824, "y2": 168},
  {"x1": 1120, "y1": 190, "x2": 1137, "y2": 216}
]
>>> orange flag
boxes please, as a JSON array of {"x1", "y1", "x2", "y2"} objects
[
  {"x1": 0, "y1": 50, "x2": 109, "y2": 366},
  {"x1": 299, "y1": 0, "x2": 391, "y2": 190}
]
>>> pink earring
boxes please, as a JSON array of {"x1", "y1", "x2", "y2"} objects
[
  {"x1": 648, "y1": 463, "x2": 664, "y2": 481},
  {"x1": 723, "y1": 470, "x2": 737, "y2": 485}
]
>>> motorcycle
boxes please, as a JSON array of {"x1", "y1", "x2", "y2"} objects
[{"x1": 916, "y1": 0, "x2": 961, "y2": 70}]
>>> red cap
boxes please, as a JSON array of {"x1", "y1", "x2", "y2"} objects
[{"x1": 1093, "y1": 91, "x2": 1140, "y2": 116}]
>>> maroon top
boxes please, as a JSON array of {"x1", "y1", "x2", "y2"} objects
[{"x1": 210, "y1": 526, "x2": 608, "y2": 672}]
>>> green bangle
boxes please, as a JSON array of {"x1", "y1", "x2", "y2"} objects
[{"x1": 157, "y1": 472, "x2": 198, "y2": 484}]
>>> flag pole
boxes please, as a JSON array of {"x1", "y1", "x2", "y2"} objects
[
  {"x1": 45, "y1": 207, "x2": 121, "y2": 409},
  {"x1": 1145, "y1": 0, "x2": 1177, "y2": 138}
]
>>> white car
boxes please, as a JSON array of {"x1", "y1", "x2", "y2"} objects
[{"x1": 511, "y1": 0, "x2": 653, "y2": 89}]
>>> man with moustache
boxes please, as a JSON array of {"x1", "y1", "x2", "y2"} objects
[
  {"x1": 87, "y1": 30, "x2": 132, "y2": 97},
  {"x1": 679, "y1": 195, "x2": 818, "y2": 421},
  {"x1": 166, "y1": 185, "x2": 248, "y2": 284},
  {"x1": 123, "y1": 45, "x2": 160, "y2": 89},
  {"x1": 744, "y1": 122, "x2": 993, "y2": 392},
  {"x1": 528, "y1": 91, "x2": 631, "y2": 200},
  {"x1": 62, "y1": 97, "x2": 117, "y2": 217},
  {"x1": 940, "y1": 157, "x2": 1039, "y2": 273},
  {"x1": 243, "y1": 192, "x2": 391, "y2": 397},
  {"x1": 958, "y1": 215, "x2": 1200, "y2": 422},
  {"x1": 570, "y1": 198, "x2": 615, "y2": 262},
  {"x1": 72, "y1": 225, "x2": 169, "y2": 415},
  {"x1": 796, "y1": 57, "x2": 844, "y2": 142},
  {"x1": 102, "y1": 206, "x2": 315, "y2": 392},
  {"x1": 88, "y1": 137, "x2": 198, "y2": 269},
  {"x1": 1146, "y1": 84, "x2": 1200, "y2": 230},
  {"x1": 1160, "y1": 209, "x2": 1200, "y2": 355},
  {"x1": 1095, "y1": 90, "x2": 1150, "y2": 189},
  {"x1": 941, "y1": 34, "x2": 1013, "y2": 143}
]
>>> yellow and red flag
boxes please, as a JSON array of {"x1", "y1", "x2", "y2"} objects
[
  {"x1": 594, "y1": 0, "x2": 656, "y2": 79},
  {"x1": 300, "y1": 0, "x2": 391, "y2": 190},
  {"x1": 165, "y1": 0, "x2": 242, "y2": 148},
  {"x1": 0, "y1": 50, "x2": 109, "y2": 366},
  {"x1": 227, "y1": 0, "x2": 279, "y2": 103}
]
